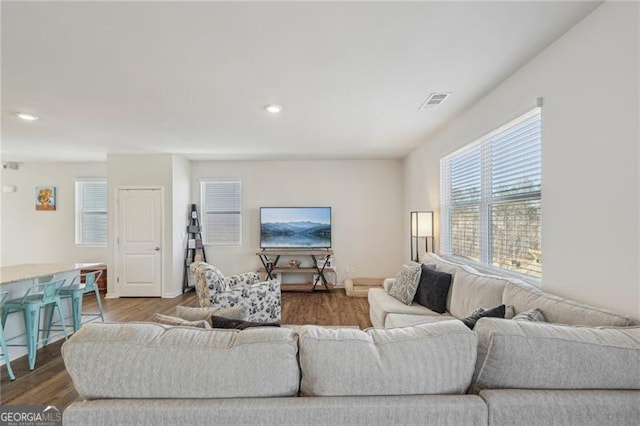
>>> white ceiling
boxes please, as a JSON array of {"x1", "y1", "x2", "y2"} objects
[{"x1": 1, "y1": 1, "x2": 600, "y2": 162}]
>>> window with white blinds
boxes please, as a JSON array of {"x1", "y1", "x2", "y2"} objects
[
  {"x1": 440, "y1": 108, "x2": 542, "y2": 278},
  {"x1": 200, "y1": 180, "x2": 242, "y2": 246},
  {"x1": 75, "y1": 180, "x2": 108, "y2": 246}
]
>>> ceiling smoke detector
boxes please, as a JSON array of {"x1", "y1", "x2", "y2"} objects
[{"x1": 419, "y1": 93, "x2": 451, "y2": 110}]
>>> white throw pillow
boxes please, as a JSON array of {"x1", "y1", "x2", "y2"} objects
[
  {"x1": 176, "y1": 305, "x2": 247, "y2": 321},
  {"x1": 152, "y1": 313, "x2": 211, "y2": 329},
  {"x1": 389, "y1": 263, "x2": 421, "y2": 305},
  {"x1": 512, "y1": 308, "x2": 546, "y2": 322}
]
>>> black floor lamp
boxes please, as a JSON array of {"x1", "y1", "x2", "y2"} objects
[{"x1": 410, "y1": 211, "x2": 434, "y2": 263}]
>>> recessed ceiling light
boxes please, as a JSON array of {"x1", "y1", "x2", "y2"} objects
[
  {"x1": 265, "y1": 104, "x2": 282, "y2": 114},
  {"x1": 13, "y1": 112, "x2": 39, "y2": 121}
]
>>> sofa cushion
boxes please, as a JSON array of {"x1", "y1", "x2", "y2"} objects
[
  {"x1": 63, "y1": 395, "x2": 489, "y2": 426},
  {"x1": 298, "y1": 321, "x2": 477, "y2": 396},
  {"x1": 421, "y1": 252, "x2": 466, "y2": 278},
  {"x1": 385, "y1": 313, "x2": 458, "y2": 329},
  {"x1": 62, "y1": 322, "x2": 300, "y2": 399},
  {"x1": 502, "y1": 280, "x2": 636, "y2": 327},
  {"x1": 389, "y1": 263, "x2": 421, "y2": 305},
  {"x1": 369, "y1": 287, "x2": 444, "y2": 328},
  {"x1": 471, "y1": 318, "x2": 640, "y2": 393},
  {"x1": 413, "y1": 265, "x2": 452, "y2": 314},
  {"x1": 479, "y1": 389, "x2": 640, "y2": 426},
  {"x1": 447, "y1": 269, "x2": 509, "y2": 319},
  {"x1": 420, "y1": 253, "x2": 510, "y2": 318}
]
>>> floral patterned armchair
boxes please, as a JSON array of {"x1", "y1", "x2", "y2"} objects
[{"x1": 190, "y1": 262, "x2": 281, "y2": 322}]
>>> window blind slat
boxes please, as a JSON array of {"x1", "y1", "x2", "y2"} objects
[
  {"x1": 81, "y1": 213, "x2": 108, "y2": 245},
  {"x1": 491, "y1": 200, "x2": 541, "y2": 276},
  {"x1": 440, "y1": 108, "x2": 541, "y2": 278},
  {"x1": 493, "y1": 144, "x2": 541, "y2": 165},
  {"x1": 492, "y1": 160, "x2": 541, "y2": 179},
  {"x1": 450, "y1": 206, "x2": 480, "y2": 261},
  {"x1": 201, "y1": 180, "x2": 242, "y2": 246},
  {"x1": 76, "y1": 181, "x2": 107, "y2": 246}
]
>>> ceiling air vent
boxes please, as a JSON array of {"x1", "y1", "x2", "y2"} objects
[{"x1": 419, "y1": 92, "x2": 451, "y2": 110}]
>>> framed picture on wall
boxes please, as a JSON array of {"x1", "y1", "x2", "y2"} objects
[{"x1": 35, "y1": 186, "x2": 56, "y2": 211}]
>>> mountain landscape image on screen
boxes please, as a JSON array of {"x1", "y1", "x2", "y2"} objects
[
  {"x1": 261, "y1": 220, "x2": 331, "y2": 248},
  {"x1": 260, "y1": 207, "x2": 332, "y2": 248}
]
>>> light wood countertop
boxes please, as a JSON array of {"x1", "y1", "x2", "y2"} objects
[{"x1": 0, "y1": 263, "x2": 104, "y2": 285}]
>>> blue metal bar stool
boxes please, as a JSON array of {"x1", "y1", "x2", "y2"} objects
[
  {"x1": 0, "y1": 291, "x2": 16, "y2": 381},
  {"x1": 45, "y1": 271, "x2": 104, "y2": 338},
  {"x1": 1, "y1": 279, "x2": 68, "y2": 370}
]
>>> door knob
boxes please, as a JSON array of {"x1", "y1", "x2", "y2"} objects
[{"x1": 155, "y1": 247, "x2": 160, "y2": 251}]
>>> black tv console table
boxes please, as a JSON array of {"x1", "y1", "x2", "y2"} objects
[{"x1": 256, "y1": 249, "x2": 334, "y2": 292}]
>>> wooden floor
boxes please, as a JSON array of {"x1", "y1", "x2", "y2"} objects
[{"x1": 0, "y1": 288, "x2": 370, "y2": 408}]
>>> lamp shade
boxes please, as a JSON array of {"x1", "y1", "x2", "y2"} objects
[{"x1": 411, "y1": 211, "x2": 433, "y2": 237}]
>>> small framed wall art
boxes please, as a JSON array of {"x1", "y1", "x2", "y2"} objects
[{"x1": 35, "y1": 186, "x2": 56, "y2": 211}]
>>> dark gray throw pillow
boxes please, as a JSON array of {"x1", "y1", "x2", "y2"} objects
[
  {"x1": 413, "y1": 264, "x2": 452, "y2": 314},
  {"x1": 460, "y1": 304, "x2": 506, "y2": 329},
  {"x1": 210, "y1": 316, "x2": 280, "y2": 330}
]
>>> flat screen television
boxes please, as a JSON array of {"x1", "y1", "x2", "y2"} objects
[{"x1": 260, "y1": 207, "x2": 332, "y2": 249}]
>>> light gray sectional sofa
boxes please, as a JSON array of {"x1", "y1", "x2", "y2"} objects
[
  {"x1": 62, "y1": 317, "x2": 640, "y2": 425},
  {"x1": 369, "y1": 253, "x2": 638, "y2": 329},
  {"x1": 63, "y1": 321, "x2": 488, "y2": 426},
  {"x1": 62, "y1": 254, "x2": 639, "y2": 425}
]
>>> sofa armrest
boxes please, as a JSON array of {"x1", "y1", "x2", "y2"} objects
[
  {"x1": 252, "y1": 279, "x2": 282, "y2": 322},
  {"x1": 224, "y1": 272, "x2": 261, "y2": 289},
  {"x1": 383, "y1": 278, "x2": 396, "y2": 293},
  {"x1": 247, "y1": 279, "x2": 281, "y2": 293}
]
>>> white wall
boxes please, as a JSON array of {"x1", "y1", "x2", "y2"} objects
[
  {"x1": 191, "y1": 160, "x2": 405, "y2": 284},
  {"x1": 405, "y1": 2, "x2": 640, "y2": 319},
  {"x1": 171, "y1": 155, "x2": 191, "y2": 295},
  {"x1": 0, "y1": 162, "x2": 108, "y2": 265},
  {"x1": 637, "y1": 4, "x2": 640, "y2": 319},
  {"x1": 404, "y1": 138, "x2": 441, "y2": 255},
  {"x1": 2, "y1": 157, "x2": 400, "y2": 295}
]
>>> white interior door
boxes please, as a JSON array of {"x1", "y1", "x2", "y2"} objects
[{"x1": 117, "y1": 188, "x2": 162, "y2": 297}]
